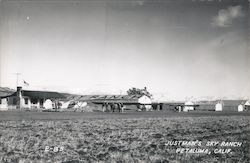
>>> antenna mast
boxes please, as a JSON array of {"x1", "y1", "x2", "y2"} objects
[{"x1": 14, "y1": 73, "x2": 21, "y2": 88}]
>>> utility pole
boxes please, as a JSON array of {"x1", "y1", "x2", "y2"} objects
[
  {"x1": 13, "y1": 73, "x2": 22, "y2": 110},
  {"x1": 14, "y1": 73, "x2": 21, "y2": 88}
]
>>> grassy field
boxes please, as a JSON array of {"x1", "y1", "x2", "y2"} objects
[
  {"x1": 0, "y1": 110, "x2": 249, "y2": 121},
  {"x1": 0, "y1": 111, "x2": 249, "y2": 163}
]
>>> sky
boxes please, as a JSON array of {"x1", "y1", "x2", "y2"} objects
[{"x1": 0, "y1": 0, "x2": 249, "y2": 101}]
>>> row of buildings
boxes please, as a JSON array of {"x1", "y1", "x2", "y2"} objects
[
  {"x1": 0, "y1": 86, "x2": 249, "y2": 112},
  {"x1": 0, "y1": 86, "x2": 153, "y2": 111}
]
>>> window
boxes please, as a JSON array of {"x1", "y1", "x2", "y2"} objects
[
  {"x1": 25, "y1": 98, "x2": 29, "y2": 105},
  {"x1": 31, "y1": 99, "x2": 38, "y2": 104},
  {"x1": 13, "y1": 98, "x2": 17, "y2": 105},
  {"x1": 40, "y1": 99, "x2": 44, "y2": 106}
]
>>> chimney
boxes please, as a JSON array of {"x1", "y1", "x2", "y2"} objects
[
  {"x1": 144, "y1": 87, "x2": 147, "y2": 91},
  {"x1": 16, "y1": 86, "x2": 22, "y2": 110}
]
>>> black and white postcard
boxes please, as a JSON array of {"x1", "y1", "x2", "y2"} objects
[{"x1": 0, "y1": 0, "x2": 249, "y2": 162}]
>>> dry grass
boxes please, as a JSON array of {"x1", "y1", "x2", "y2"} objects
[{"x1": 0, "y1": 116, "x2": 249, "y2": 163}]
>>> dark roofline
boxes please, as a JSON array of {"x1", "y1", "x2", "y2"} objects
[{"x1": 2, "y1": 90, "x2": 65, "y2": 99}]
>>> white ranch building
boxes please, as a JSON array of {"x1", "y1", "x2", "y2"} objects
[{"x1": 3, "y1": 87, "x2": 65, "y2": 110}]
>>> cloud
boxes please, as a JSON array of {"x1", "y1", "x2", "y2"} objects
[
  {"x1": 135, "y1": 1, "x2": 145, "y2": 6},
  {"x1": 211, "y1": 5, "x2": 244, "y2": 27}
]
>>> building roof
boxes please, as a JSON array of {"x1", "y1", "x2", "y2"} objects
[
  {"x1": 74, "y1": 94, "x2": 150, "y2": 104},
  {"x1": 0, "y1": 87, "x2": 15, "y2": 98},
  {"x1": 219, "y1": 100, "x2": 247, "y2": 106},
  {"x1": 5, "y1": 90, "x2": 65, "y2": 99},
  {"x1": 197, "y1": 100, "x2": 247, "y2": 106}
]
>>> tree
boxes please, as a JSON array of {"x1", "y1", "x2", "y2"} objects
[{"x1": 127, "y1": 87, "x2": 152, "y2": 97}]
